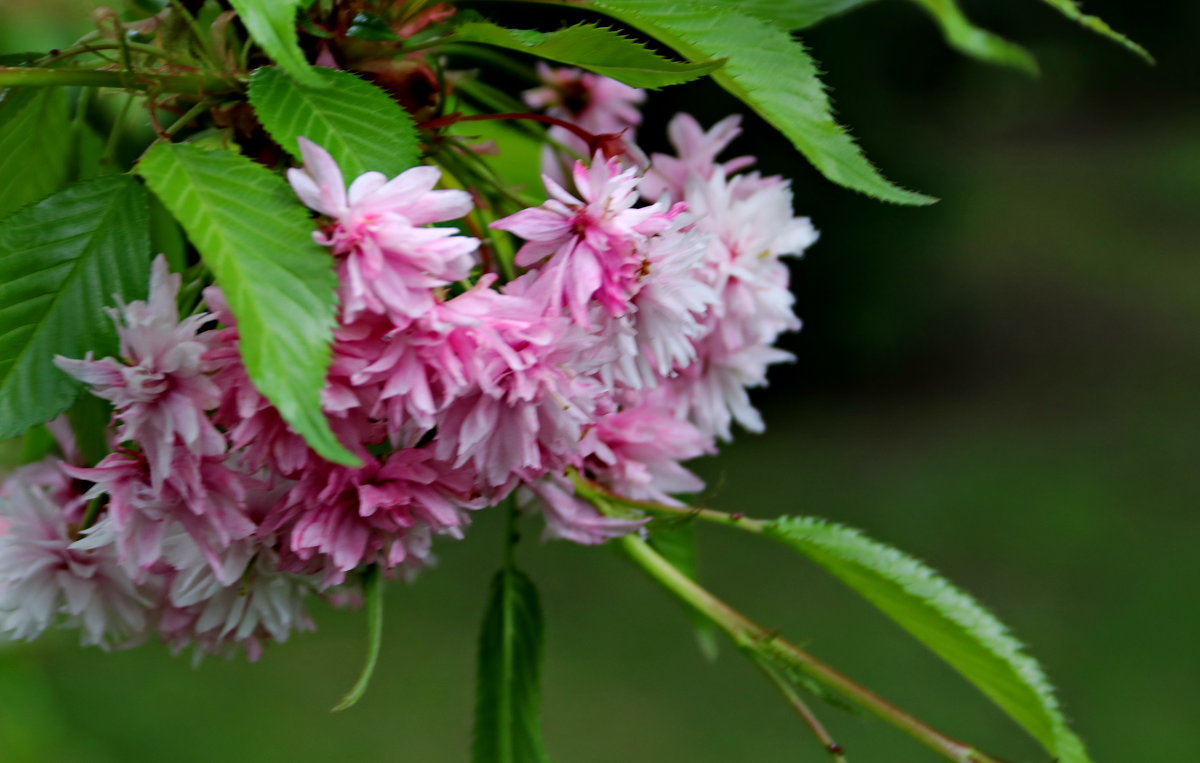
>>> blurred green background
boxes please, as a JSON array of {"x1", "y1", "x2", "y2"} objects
[{"x1": 2, "y1": 1, "x2": 1197, "y2": 761}]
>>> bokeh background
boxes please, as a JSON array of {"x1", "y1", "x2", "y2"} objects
[{"x1": 2, "y1": 1, "x2": 1197, "y2": 761}]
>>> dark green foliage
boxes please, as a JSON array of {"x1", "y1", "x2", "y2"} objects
[
  {"x1": 0, "y1": 175, "x2": 150, "y2": 438},
  {"x1": 0, "y1": 88, "x2": 72, "y2": 219},
  {"x1": 472, "y1": 567, "x2": 549, "y2": 763}
]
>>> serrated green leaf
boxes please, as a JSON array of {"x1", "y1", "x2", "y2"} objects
[
  {"x1": 248, "y1": 66, "x2": 420, "y2": 181},
  {"x1": 745, "y1": 0, "x2": 1147, "y2": 63},
  {"x1": 137, "y1": 142, "x2": 358, "y2": 467},
  {"x1": 911, "y1": 0, "x2": 1038, "y2": 74},
  {"x1": 227, "y1": 0, "x2": 325, "y2": 87},
  {"x1": 764, "y1": 515, "x2": 1091, "y2": 763},
  {"x1": 0, "y1": 175, "x2": 150, "y2": 439},
  {"x1": 0, "y1": 88, "x2": 72, "y2": 218},
  {"x1": 733, "y1": 0, "x2": 874, "y2": 30},
  {"x1": 450, "y1": 21, "x2": 722, "y2": 89},
  {"x1": 648, "y1": 521, "x2": 719, "y2": 661},
  {"x1": 472, "y1": 567, "x2": 549, "y2": 763},
  {"x1": 576, "y1": 0, "x2": 934, "y2": 205},
  {"x1": 738, "y1": 0, "x2": 1039, "y2": 74},
  {"x1": 1034, "y1": 0, "x2": 1151, "y2": 62}
]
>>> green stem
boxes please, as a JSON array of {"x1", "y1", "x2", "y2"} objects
[
  {"x1": 503, "y1": 496, "x2": 519, "y2": 569},
  {"x1": 166, "y1": 0, "x2": 224, "y2": 72},
  {"x1": 0, "y1": 67, "x2": 235, "y2": 93},
  {"x1": 44, "y1": 40, "x2": 200, "y2": 70},
  {"x1": 161, "y1": 99, "x2": 210, "y2": 139},
  {"x1": 572, "y1": 474, "x2": 765, "y2": 532},
  {"x1": 78, "y1": 494, "x2": 105, "y2": 533},
  {"x1": 750, "y1": 653, "x2": 848, "y2": 762},
  {"x1": 438, "y1": 42, "x2": 538, "y2": 81},
  {"x1": 616, "y1": 533, "x2": 1006, "y2": 763},
  {"x1": 331, "y1": 564, "x2": 384, "y2": 712},
  {"x1": 100, "y1": 92, "x2": 135, "y2": 169}
]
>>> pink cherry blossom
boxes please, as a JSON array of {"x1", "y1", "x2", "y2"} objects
[
  {"x1": 55, "y1": 255, "x2": 225, "y2": 490},
  {"x1": 524, "y1": 64, "x2": 646, "y2": 177},
  {"x1": 341, "y1": 276, "x2": 552, "y2": 447},
  {"x1": 65, "y1": 451, "x2": 257, "y2": 584},
  {"x1": 287, "y1": 137, "x2": 479, "y2": 323},
  {"x1": 491, "y1": 154, "x2": 686, "y2": 327},
  {"x1": 525, "y1": 64, "x2": 645, "y2": 138},
  {"x1": 157, "y1": 535, "x2": 316, "y2": 662},
  {"x1": 641, "y1": 113, "x2": 756, "y2": 202},
  {"x1": 0, "y1": 462, "x2": 149, "y2": 648},
  {"x1": 429, "y1": 294, "x2": 609, "y2": 487},
  {"x1": 520, "y1": 475, "x2": 648, "y2": 545},
  {"x1": 586, "y1": 393, "x2": 712, "y2": 505},
  {"x1": 260, "y1": 448, "x2": 485, "y2": 582}
]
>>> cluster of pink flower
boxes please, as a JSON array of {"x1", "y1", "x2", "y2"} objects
[{"x1": 0, "y1": 68, "x2": 816, "y2": 658}]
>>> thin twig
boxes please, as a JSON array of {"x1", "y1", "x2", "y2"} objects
[
  {"x1": 751, "y1": 652, "x2": 848, "y2": 762},
  {"x1": 614, "y1": 531, "x2": 1007, "y2": 763}
]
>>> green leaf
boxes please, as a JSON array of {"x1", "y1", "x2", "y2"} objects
[
  {"x1": 0, "y1": 53, "x2": 44, "y2": 66},
  {"x1": 0, "y1": 88, "x2": 72, "y2": 218},
  {"x1": 66, "y1": 393, "x2": 113, "y2": 468},
  {"x1": 648, "y1": 521, "x2": 720, "y2": 661},
  {"x1": 137, "y1": 142, "x2": 358, "y2": 466},
  {"x1": 248, "y1": 66, "x2": 420, "y2": 181},
  {"x1": 576, "y1": 0, "x2": 934, "y2": 205},
  {"x1": 346, "y1": 11, "x2": 400, "y2": 42},
  {"x1": 447, "y1": 86, "x2": 546, "y2": 201},
  {"x1": 332, "y1": 565, "x2": 384, "y2": 711},
  {"x1": 449, "y1": 21, "x2": 722, "y2": 89},
  {"x1": 0, "y1": 175, "x2": 150, "y2": 439},
  {"x1": 472, "y1": 567, "x2": 549, "y2": 763},
  {"x1": 910, "y1": 0, "x2": 1038, "y2": 74},
  {"x1": 1034, "y1": 0, "x2": 1152, "y2": 63},
  {"x1": 738, "y1": 0, "x2": 1040, "y2": 74},
  {"x1": 733, "y1": 0, "x2": 874, "y2": 30},
  {"x1": 18, "y1": 425, "x2": 56, "y2": 464},
  {"x1": 147, "y1": 192, "x2": 187, "y2": 275},
  {"x1": 227, "y1": 0, "x2": 325, "y2": 87},
  {"x1": 764, "y1": 516, "x2": 1092, "y2": 763}
]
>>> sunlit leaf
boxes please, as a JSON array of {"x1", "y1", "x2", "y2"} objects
[
  {"x1": 765, "y1": 515, "x2": 1092, "y2": 763},
  {"x1": 574, "y1": 0, "x2": 935, "y2": 204},
  {"x1": 137, "y1": 142, "x2": 358, "y2": 466},
  {"x1": 910, "y1": 0, "x2": 1038, "y2": 74},
  {"x1": 248, "y1": 65, "x2": 420, "y2": 181},
  {"x1": 449, "y1": 21, "x2": 722, "y2": 89},
  {"x1": 733, "y1": 0, "x2": 873, "y2": 30},
  {"x1": 1034, "y1": 0, "x2": 1151, "y2": 62},
  {"x1": 227, "y1": 0, "x2": 325, "y2": 86}
]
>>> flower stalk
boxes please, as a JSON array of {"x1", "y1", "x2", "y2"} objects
[
  {"x1": 614, "y1": 531, "x2": 1007, "y2": 763},
  {"x1": 0, "y1": 66, "x2": 234, "y2": 93}
]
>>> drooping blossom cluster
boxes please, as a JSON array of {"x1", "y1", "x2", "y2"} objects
[{"x1": 0, "y1": 67, "x2": 815, "y2": 657}]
